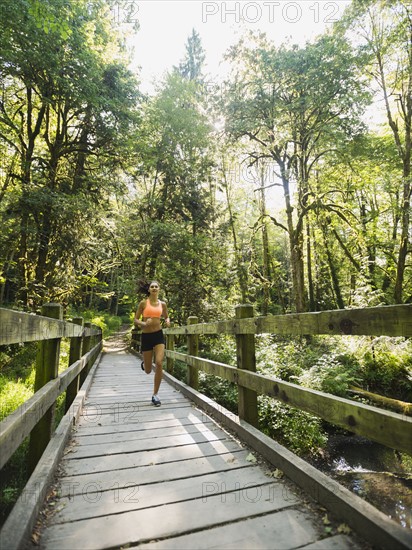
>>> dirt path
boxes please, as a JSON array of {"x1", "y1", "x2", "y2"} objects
[{"x1": 102, "y1": 324, "x2": 131, "y2": 353}]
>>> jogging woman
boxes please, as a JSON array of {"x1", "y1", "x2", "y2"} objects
[{"x1": 134, "y1": 280, "x2": 170, "y2": 406}]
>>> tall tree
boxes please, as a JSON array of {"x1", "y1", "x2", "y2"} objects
[
  {"x1": 0, "y1": 0, "x2": 140, "y2": 307},
  {"x1": 176, "y1": 29, "x2": 206, "y2": 83},
  {"x1": 218, "y1": 151, "x2": 252, "y2": 303},
  {"x1": 126, "y1": 64, "x2": 219, "y2": 320},
  {"x1": 338, "y1": 0, "x2": 411, "y2": 303},
  {"x1": 223, "y1": 32, "x2": 370, "y2": 311}
]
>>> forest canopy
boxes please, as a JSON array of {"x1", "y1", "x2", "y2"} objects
[{"x1": 0, "y1": 0, "x2": 411, "y2": 322}]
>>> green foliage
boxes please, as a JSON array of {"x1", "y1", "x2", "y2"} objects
[
  {"x1": 0, "y1": 343, "x2": 36, "y2": 419},
  {"x1": 176, "y1": 29, "x2": 206, "y2": 82},
  {"x1": 259, "y1": 396, "x2": 328, "y2": 457},
  {"x1": 256, "y1": 334, "x2": 412, "y2": 403},
  {"x1": 201, "y1": 336, "x2": 237, "y2": 366},
  {"x1": 360, "y1": 337, "x2": 412, "y2": 401},
  {"x1": 256, "y1": 334, "x2": 411, "y2": 456},
  {"x1": 0, "y1": 438, "x2": 30, "y2": 527},
  {"x1": 199, "y1": 373, "x2": 238, "y2": 414},
  {"x1": 297, "y1": 352, "x2": 361, "y2": 397},
  {"x1": 256, "y1": 335, "x2": 304, "y2": 381},
  {"x1": 0, "y1": 375, "x2": 34, "y2": 421},
  {"x1": 0, "y1": 342, "x2": 37, "y2": 379},
  {"x1": 28, "y1": 0, "x2": 72, "y2": 39},
  {"x1": 68, "y1": 308, "x2": 125, "y2": 338},
  {"x1": 171, "y1": 340, "x2": 239, "y2": 413},
  {"x1": 0, "y1": 0, "x2": 140, "y2": 309},
  {"x1": 170, "y1": 359, "x2": 188, "y2": 383},
  {"x1": 400, "y1": 452, "x2": 412, "y2": 472},
  {"x1": 58, "y1": 339, "x2": 71, "y2": 372},
  {"x1": 174, "y1": 331, "x2": 411, "y2": 459}
]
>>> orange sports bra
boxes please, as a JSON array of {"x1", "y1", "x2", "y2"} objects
[{"x1": 143, "y1": 299, "x2": 162, "y2": 318}]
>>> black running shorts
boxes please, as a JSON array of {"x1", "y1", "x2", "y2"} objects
[{"x1": 141, "y1": 330, "x2": 165, "y2": 352}]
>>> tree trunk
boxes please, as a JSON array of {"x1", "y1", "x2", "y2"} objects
[
  {"x1": 281, "y1": 169, "x2": 306, "y2": 312},
  {"x1": 321, "y1": 221, "x2": 345, "y2": 309},
  {"x1": 223, "y1": 163, "x2": 248, "y2": 302},
  {"x1": 17, "y1": 86, "x2": 47, "y2": 307},
  {"x1": 259, "y1": 167, "x2": 271, "y2": 314},
  {"x1": 375, "y1": 39, "x2": 411, "y2": 302},
  {"x1": 394, "y1": 166, "x2": 411, "y2": 303},
  {"x1": 306, "y1": 220, "x2": 315, "y2": 311}
]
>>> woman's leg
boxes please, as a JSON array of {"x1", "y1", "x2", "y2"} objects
[
  {"x1": 142, "y1": 350, "x2": 153, "y2": 374},
  {"x1": 152, "y1": 343, "x2": 164, "y2": 395}
]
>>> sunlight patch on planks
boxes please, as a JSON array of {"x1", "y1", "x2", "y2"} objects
[{"x1": 35, "y1": 350, "x2": 363, "y2": 550}]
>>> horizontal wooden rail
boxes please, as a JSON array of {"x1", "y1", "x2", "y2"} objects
[
  {"x1": 0, "y1": 307, "x2": 101, "y2": 345},
  {"x1": 164, "y1": 304, "x2": 412, "y2": 455},
  {"x1": 165, "y1": 304, "x2": 412, "y2": 337},
  {"x1": 0, "y1": 341, "x2": 102, "y2": 469},
  {"x1": 165, "y1": 350, "x2": 412, "y2": 455}
]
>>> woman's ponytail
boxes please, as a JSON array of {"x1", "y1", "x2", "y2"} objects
[{"x1": 138, "y1": 279, "x2": 150, "y2": 296}]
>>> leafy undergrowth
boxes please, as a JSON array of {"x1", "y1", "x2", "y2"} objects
[
  {"x1": 171, "y1": 333, "x2": 412, "y2": 460},
  {"x1": 67, "y1": 308, "x2": 129, "y2": 338}
]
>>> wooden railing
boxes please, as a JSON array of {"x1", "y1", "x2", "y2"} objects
[
  {"x1": 0, "y1": 304, "x2": 103, "y2": 471},
  {"x1": 164, "y1": 304, "x2": 412, "y2": 455}
]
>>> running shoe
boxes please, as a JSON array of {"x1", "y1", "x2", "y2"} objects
[{"x1": 151, "y1": 395, "x2": 161, "y2": 407}]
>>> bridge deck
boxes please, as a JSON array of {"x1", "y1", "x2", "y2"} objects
[{"x1": 34, "y1": 346, "x2": 362, "y2": 549}]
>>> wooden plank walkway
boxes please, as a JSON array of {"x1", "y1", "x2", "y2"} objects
[{"x1": 33, "y1": 346, "x2": 364, "y2": 549}]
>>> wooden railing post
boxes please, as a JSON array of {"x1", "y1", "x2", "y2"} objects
[
  {"x1": 91, "y1": 323, "x2": 97, "y2": 354},
  {"x1": 235, "y1": 304, "x2": 258, "y2": 427},
  {"x1": 166, "y1": 333, "x2": 175, "y2": 374},
  {"x1": 64, "y1": 317, "x2": 84, "y2": 413},
  {"x1": 93, "y1": 325, "x2": 103, "y2": 361},
  {"x1": 28, "y1": 303, "x2": 63, "y2": 473},
  {"x1": 97, "y1": 326, "x2": 103, "y2": 353},
  {"x1": 187, "y1": 316, "x2": 199, "y2": 390},
  {"x1": 80, "y1": 321, "x2": 92, "y2": 386}
]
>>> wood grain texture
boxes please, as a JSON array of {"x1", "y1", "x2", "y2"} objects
[
  {"x1": 31, "y1": 350, "x2": 366, "y2": 550},
  {"x1": 0, "y1": 307, "x2": 101, "y2": 345},
  {"x1": 165, "y1": 304, "x2": 412, "y2": 337}
]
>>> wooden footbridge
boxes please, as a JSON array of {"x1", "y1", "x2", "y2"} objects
[{"x1": 0, "y1": 304, "x2": 411, "y2": 549}]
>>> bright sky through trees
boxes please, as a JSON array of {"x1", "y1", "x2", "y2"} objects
[{"x1": 125, "y1": 0, "x2": 352, "y2": 93}]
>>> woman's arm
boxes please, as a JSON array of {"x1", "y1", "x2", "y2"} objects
[
  {"x1": 162, "y1": 302, "x2": 170, "y2": 327},
  {"x1": 134, "y1": 300, "x2": 146, "y2": 329}
]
